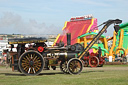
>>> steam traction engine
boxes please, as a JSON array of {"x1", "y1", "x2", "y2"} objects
[
  {"x1": 82, "y1": 52, "x2": 105, "y2": 67},
  {"x1": 7, "y1": 19, "x2": 122, "y2": 76},
  {"x1": 8, "y1": 36, "x2": 83, "y2": 75}
]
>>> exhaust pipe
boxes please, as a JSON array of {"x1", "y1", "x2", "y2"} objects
[{"x1": 67, "y1": 33, "x2": 71, "y2": 45}]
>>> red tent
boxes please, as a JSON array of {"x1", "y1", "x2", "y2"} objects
[{"x1": 53, "y1": 16, "x2": 98, "y2": 46}]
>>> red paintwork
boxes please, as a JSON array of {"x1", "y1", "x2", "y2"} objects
[
  {"x1": 83, "y1": 52, "x2": 105, "y2": 67},
  {"x1": 55, "y1": 18, "x2": 98, "y2": 46},
  {"x1": 37, "y1": 46, "x2": 44, "y2": 52}
]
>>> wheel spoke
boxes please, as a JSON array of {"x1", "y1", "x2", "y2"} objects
[
  {"x1": 28, "y1": 67, "x2": 31, "y2": 73},
  {"x1": 22, "y1": 60, "x2": 29, "y2": 64},
  {"x1": 33, "y1": 56, "x2": 37, "y2": 61},
  {"x1": 22, "y1": 63, "x2": 29, "y2": 67},
  {"x1": 26, "y1": 56, "x2": 30, "y2": 61},
  {"x1": 33, "y1": 67, "x2": 36, "y2": 73},
  {"x1": 23, "y1": 57, "x2": 29, "y2": 62},
  {"x1": 31, "y1": 54, "x2": 33, "y2": 59}
]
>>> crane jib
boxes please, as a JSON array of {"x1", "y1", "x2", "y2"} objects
[{"x1": 78, "y1": 19, "x2": 122, "y2": 59}]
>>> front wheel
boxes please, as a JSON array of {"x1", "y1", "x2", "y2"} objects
[
  {"x1": 67, "y1": 58, "x2": 83, "y2": 75},
  {"x1": 18, "y1": 50, "x2": 44, "y2": 76},
  {"x1": 98, "y1": 58, "x2": 104, "y2": 67},
  {"x1": 60, "y1": 61, "x2": 69, "y2": 74},
  {"x1": 83, "y1": 60, "x2": 89, "y2": 67}
]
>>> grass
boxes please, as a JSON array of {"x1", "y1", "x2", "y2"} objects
[
  {"x1": 0, "y1": 65, "x2": 128, "y2": 85},
  {"x1": 104, "y1": 64, "x2": 128, "y2": 67}
]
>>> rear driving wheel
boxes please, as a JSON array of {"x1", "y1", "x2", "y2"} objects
[
  {"x1": 89, "y1": 56, "x2": 99, "y2": 67},
  {"x1": 19, "y1": 50, "x2": 44, "y2": 76}
]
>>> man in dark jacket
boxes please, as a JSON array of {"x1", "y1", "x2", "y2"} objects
[{"x1": 98, "y1": 47, "x2": 101, "y2": 59}]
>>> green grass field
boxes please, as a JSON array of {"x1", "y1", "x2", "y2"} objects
[{"x1": 0, "y1": 65, "x2": 128, "y2": 85}]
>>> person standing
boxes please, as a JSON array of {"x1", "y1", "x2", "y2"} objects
[
  {"x1": 117, "y1": 53, "x2": 120, "y2": 62},
  {"x1": 126, "y1": 53, "x2": 128, "y2": 62},
  {"x1": 122, "y1": 54, "x2": 126, "y2": 62},
  {"x1": 98, "y1": 47, "x2": 101, "y2": 59}
]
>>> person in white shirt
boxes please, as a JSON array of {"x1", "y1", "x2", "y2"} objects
[{"x1": 126, "y1": 53, "x2": 128, "y2": 62}]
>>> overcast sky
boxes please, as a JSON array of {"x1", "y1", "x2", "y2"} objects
[{"x1": 0, "y1": 0, "x2": 127, "y2": 36}]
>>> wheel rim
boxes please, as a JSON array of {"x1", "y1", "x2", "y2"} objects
[
  {"x1": 60, "y1": 61, "x2": 69, "y2": 74},
  {"x1": 67, "y1": 58, "x2": 83, "y2": 75},
  {"x1": 19, "y1": 50, "x2": 44, "y2": 76},
  {"x1": 89, "y1": 56, "x2": 99, "y2": 67}
]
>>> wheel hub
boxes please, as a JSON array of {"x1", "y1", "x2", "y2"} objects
[
  {"x1": 73, "y1": 65, "x2": 77, "y2": 69},
  {"x1": 92, "y1": 61, "x2": 95, "y2": 63},
  {"x1": 29, "y1": 61, "x2": 34, "y2": 66}
]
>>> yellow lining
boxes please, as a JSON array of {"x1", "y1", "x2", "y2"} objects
[
  {"x1": 87, "y1": 18, "x2": 94, "y2": 32},
  {"x1": 52, "y1": 34, "x2": 60, "y2": 46},
  {"x1": 62, "y1": 21, "x2": 68, "y2": 30}
]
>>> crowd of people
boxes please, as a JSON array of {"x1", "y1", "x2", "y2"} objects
[{"x1": 115, "y1": 52, "x2": 128, "y2": 62}]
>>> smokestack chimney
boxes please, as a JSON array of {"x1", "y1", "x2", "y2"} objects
[{"x1": 67, "y1": 33, "x2": 71, "y2": 45}]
